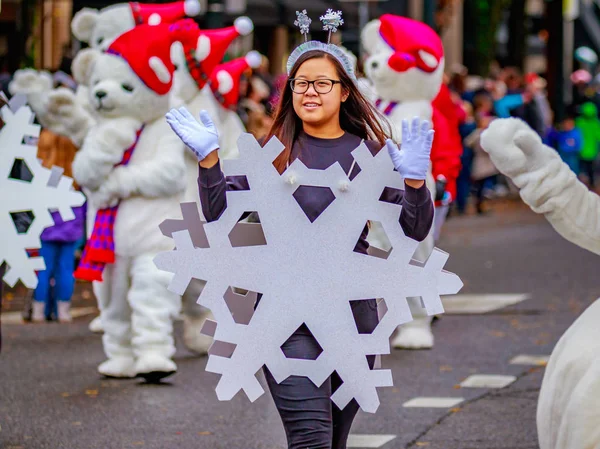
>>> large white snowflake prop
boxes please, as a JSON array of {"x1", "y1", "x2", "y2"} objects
[
  {"x1": 154, "y1": 134, "x2": 463, "y2": 413},
  {"x1": 0, "y1": 97, "x2": 85, "y2": 288}
]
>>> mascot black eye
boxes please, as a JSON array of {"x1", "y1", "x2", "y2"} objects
[
  {"x1": 96, "y1": 37, "x2": 104, "y2": 45},
  {"x1": 121, "y1": 83, "x2": 134, "y2": 92}
]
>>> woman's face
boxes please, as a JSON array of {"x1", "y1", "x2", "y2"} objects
[{"x1": 291, "y1": 57, "x2": 347, "y2": 129}]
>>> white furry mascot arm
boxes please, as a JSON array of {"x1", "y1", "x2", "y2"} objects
[
  {"x1": 94, "y1": 129, "x2": 187, "y2": 207},
  {"x1": 72, "y1": 116, "x2": 142, "y2": 190},
  {"x1": 481, "y1": 117, "x2": 600, "y2": 255},
  {"x1": 45, "y1": 87, "x2": 96, "y2": 148}
]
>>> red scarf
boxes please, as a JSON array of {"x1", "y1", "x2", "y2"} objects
[{"x1": 74, "y1": 128, "x2": 143, "y2": 282}]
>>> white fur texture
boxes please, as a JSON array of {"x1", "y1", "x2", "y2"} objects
[
  {"x1": 364, "y1": 49, "x2": 444, "y2": 104},
  {"x1": 72, "y1": 48, "x2": 99, "y2": 86},
  {"x1": 44, "y1": 87, "x2": 96, "y2": 147},
  {"x1": 149, "y1": 56, "x2": 171, "y2": 83},
  {"x1": 184, "y1": 0, "x2": 201, "y2": 16},
  {"x1": 481, "y1": 118, "x2": 600, "y2": 255},
  {"x1": 480, "y1": 117, "x2": 600, "y2": 449},
  {"x1": 71, "y1": 4, "x2": 135, "y2": 49},
  {"x1": 7, "y1": 69, "x2": 95, "y2": 146},
  {"x1": 195, "y1": 35, "x2": 211, "y2": 61},
  {"x1": 81, "y1": 52, "x2": 170, "y2": 124},
  {"x1": 245, "y1": 50, "x2": 262, "y2": 69},
  {"x1": 234, "y1": 16, "x2": 253, "y2": 36},
  {"x1": 148, "y1": 13, "x2": 162, "y2": 25},
  {"x1": 8, "y1": 69, "x2": 54, "y2": 128},
  {"x1": 537, "y1": 299, "x2": 600, "y2": 449},
  {"x1": 216, "y1": 70, "x2": 234, "y2": 94},
  {"x1": 361, "y1": 19, "x2": 388, "y2": 55},
  {"x1": 74, "y1": 48, "x2": 188, "y2": 375}
]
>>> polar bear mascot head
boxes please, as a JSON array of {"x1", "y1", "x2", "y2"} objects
[
  {"x1": 71, "y1": 0, "x2": 201, "y2": 50},
  {"x1": 72, "y1": 20, "x2": 193, "y2": 124},
  {"x1": 361, "y1": 14, "x2": 445, "y2": 105}
]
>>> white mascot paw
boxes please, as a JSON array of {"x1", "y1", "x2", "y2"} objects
[
  {"x1": 98, "y1": 356, "x2": 136, "y2": 378},
  {"x1": 8, "y1": 69, "x2": 53, "y2": 95},
  {"x1": 134, "y1": 353, "x2": 177, "y2": 382},
  {"x1": 92, "y1": 183, "x2": 120, "y2": 210},
  {"x1": 47, "y1": 88, "x2": 78, "y2": 117},
  {"x1": 88, "y1": 316, "x2": 104, "y2": 333},
  {"x1": 183, "y1": 314, "x2": 214, "y2": 355},
  {"x1": 392, "y1": 318, "x2": 434, "y2": 349},
  {"x1": 480, "y1": 117, "x2": 548, "y2": 178}
]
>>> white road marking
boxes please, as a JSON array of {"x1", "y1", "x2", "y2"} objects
[
  {"x1": 347, "y1": 434, "x2": 397, "y2": 448},
  {"x1": 460, "y1": 374, "x2": 517, "y2": 389},
  {"x1": 403, "y1": 397, "x2": 465, "y2": 408}
]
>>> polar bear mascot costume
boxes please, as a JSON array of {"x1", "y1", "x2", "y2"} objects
[
  {"x1": 361, "y1": 14, "x2": 462, "y2": 349},
  {"x1": 481, "y1": 117, "x2": 600, "y2": 449},
  {"x1": 166, "y1": 17, "x2": 257, "y2": 354},
  {"x1": 71, "y1": 21, "x2": 193, "y2": 381},
  {"x1": 7, "y1": 0, "x2": 203, "y2": 151}
]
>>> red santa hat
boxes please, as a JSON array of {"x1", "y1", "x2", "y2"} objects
[
  {"x1": 129, "y1": 0, "x2": 201, "y2": 26},
  {"x1": 378, "y1": 14, "x2": 443, "y2": 73},
  {"x1": 209, "y1": 51, "x2": 262, "y2": 109},
  {"x1": 107, "y1": 20, "x2": 197, "y2": 95},
  {"x1": 175, "y1": 16, "x2": 254, "y2": 89}
]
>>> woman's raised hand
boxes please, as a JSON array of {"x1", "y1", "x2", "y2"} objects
[
  {"x1": 386, "y1": 117, "x2": 434, "y2": 181},
  {"x1": 165, "y1": 107, "x2": 220, "y2": 162}
]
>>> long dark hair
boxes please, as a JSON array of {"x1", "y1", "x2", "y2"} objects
[{"x1": 264, "y1": 50, "x2": 390, "y2": 174}]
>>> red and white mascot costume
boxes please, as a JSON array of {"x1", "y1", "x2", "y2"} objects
[
  {"x1": 168, "y1": 18, "x2": 258, "y2": 354},
  {"x1": 361, "y1": 14, "x2": 462, "y2": 349},
  {"x1": 71, "y1": 0, "x2": 202, "y2": 50},
  {"x1": 71, "y1": 21, "x2": 191, "y2": 380}
]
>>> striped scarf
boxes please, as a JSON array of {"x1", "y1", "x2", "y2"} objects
[
  {"x1": 375, "y1": 98, "x2": 399, "y2": 116},
  {"x1": 74, "y1": 128, "x2": 143, "y2": 282}
]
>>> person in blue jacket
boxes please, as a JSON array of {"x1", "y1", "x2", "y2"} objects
[{"x1": 546, "y1": 113, "x2": 583, "y2": 174}]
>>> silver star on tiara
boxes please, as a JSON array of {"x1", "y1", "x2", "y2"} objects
[
  {"x1": 287, "y1": 9, "x2": 355, "y2": 81},
  {"x1": 320, "y1": 9, "x2": 344, "y2": 33},
  {"x1": 294, "y1": 10, "x2": 312, "y2": 41}
]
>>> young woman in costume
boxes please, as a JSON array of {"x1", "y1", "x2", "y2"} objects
[{"x1": 166, "y1": 12, "x2": 436, "y2": 449}]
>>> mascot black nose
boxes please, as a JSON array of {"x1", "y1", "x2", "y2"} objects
[
  {"x1": 95, "y1": 90, "x2": 107, "y2": 99},
  {"x1": 371, "y1": 61, "x2": 379, "y2": 69}
]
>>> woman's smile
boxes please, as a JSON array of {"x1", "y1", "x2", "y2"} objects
[{"x1": 302, "y1": 102, "x2": 321, "y2": 111}]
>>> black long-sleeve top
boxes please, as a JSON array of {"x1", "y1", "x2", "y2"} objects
[{"x1": 197, "y1": 131, "x2": 434, "y2": 252}]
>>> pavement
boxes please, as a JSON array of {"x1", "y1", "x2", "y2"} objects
[{"x1": 1, "y1": 198, "x2": 598, "y2": 449}]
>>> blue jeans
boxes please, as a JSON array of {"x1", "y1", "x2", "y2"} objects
[{"x1": 34, "y1": 241, "x2": 77, "y2": 315}]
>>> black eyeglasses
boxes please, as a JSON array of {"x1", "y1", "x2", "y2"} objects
[{"x1": 289, "y1": 78, "x2": 341, "y2": 94}]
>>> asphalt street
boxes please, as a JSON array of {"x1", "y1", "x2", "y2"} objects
[{"x1": 1, "y1": 200, "x2": 598, "y2": 449}]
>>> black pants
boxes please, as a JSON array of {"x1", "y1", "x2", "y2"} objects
[
  {"x1": 264, "y1": 299, "x2": 379, "y2": 449},
  {"x1": 580, "y1": 159, "x2": 596, "y2": 187}
]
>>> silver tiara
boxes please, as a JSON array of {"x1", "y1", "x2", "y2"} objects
[{"x1": 287, "y1": 10, "x2": 356, "y2": 81}]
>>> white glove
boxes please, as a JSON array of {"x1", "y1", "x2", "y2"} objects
[
  {"x1": 165, "y1": 107, "x2": 219, "y2": 162},
  {"x1": 386, "y1": 117, "x2": 434, "y2": 181}
]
